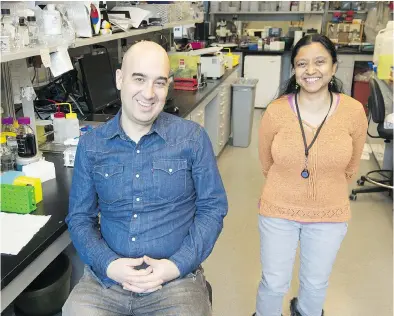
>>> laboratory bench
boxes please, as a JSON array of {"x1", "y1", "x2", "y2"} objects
[{"x1": 1, "y1": 153, "x2": 73, "y2": 312}]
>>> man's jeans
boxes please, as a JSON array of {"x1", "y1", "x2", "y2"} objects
[
  {"x1": 256, "y1": 215, "x2": 348, "y2": 316},
  {"x1": 63, "y1": 266, "x2": 211, "y2": 316}
]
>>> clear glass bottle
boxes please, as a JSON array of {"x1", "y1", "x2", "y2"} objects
[
  {"x1": 27, "y1": 16, "x2": 39, "y2": 47},
  {"x1": 16, "y1": 117, "x2": 37, "y2": 158},
  {"x1": 2, "y1": 117, "x2": 18, "y2": 168},
  {"x1": 2, "y1": 117, "x2": 16, "y2": 133},
  {"x1": 0, "y1": 135, "x2": 14, "y2": 172},
  {"x1": 1, "y1": 8, "x2": 14, "y2": 52},
  {"x1": 15, "y1": 17, "x2": 29, "y2": 48}
]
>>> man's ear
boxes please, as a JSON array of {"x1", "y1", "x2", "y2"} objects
[{"x1": 116, "y1": 69, "x2": 122, "y2": 90}]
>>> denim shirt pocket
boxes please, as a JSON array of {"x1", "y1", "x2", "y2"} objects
[
  {"x1": 93, "y1": 165, "x2": 124, "y2": 204},
  {"x1": 152, "y1": 159, "x2": 187, "y2": 201}
]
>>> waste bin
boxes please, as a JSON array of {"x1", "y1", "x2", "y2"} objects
[
  {"x1": 231, "y1": 78, "x2": 259, "y2": 147},
  {"x1": 14, "y1": 252, "x2": 72, "y2": 316}
]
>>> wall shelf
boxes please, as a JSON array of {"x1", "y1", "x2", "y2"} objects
[
  {"x1": 1, "y1": 19, "x2": 201, "y2": 63},
  {"x1": 210, "y1": 11, "x2": 325, "y2": 15},
  {"x1": 327, "y1": 10, "x2": 367, "y2": 14}
]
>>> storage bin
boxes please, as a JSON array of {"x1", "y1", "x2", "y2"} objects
[{"x1": 14, "y1": 253, "x2": 72, "y2": 316}]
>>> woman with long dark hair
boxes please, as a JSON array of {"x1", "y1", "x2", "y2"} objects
[{"x1": 255, "y1": 34, "x2": 368, "y2": 316}]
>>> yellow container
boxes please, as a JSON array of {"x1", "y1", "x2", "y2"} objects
[
  {"x1": 223, "y1": 48, "x2": 240, "y2": 67},
  {"x1": 13, "y1": 176, "x2": 43, "y2": 203},
  {"x1": 377, "y1": 54, "x2": 393, "y2": 80}
]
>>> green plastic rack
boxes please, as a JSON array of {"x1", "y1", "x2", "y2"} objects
[{"x1": 0, "y1": 184, "x2": 37, "y2": 214}]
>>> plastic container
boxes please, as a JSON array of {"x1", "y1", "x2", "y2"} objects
[
  {"x1": 43, "y1": 4, "x2": 62, "y2": 36},
  {"x1": 27, "y1": 16, "x2": 39, "y2": 47},
  {"x1": 373, "y1": 21, "x2": 394, "y2": 65},
  {"x1": 14, "y1": 253, "x2": 72, "y2": 316},
  {"x1": 257, "y1": 38, "x2": 263, "y2": 50},
  {"x1": 65, "y1": 104, "x2": 80, "y2": 139},
  {"x1": 53, "y1": 109, "x2": 67, "y2": 144},
  {"x1": 16, "y1": 117, "x2": 37, "y2": 158},
  {"x1": 353, "y1": 81, "x2": 370, "y2": 108},
  {"x1": 16, "y1": 152, "x2": 42, "y2": 171},
  {"x1": 0, "y1": 135, "x2": 13, "y2": 172},
  {"x1": 231, "y1": 78, "x2": 259, "y2": 147}
]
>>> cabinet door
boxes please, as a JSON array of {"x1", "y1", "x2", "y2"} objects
[
  {"x1": 190, "y1": 105, "x2": 205, "y2": 127},
  {"x1": 244, "y1": 55, "x2": 281, "y2": 108}
]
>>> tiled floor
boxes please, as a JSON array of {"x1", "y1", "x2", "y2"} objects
[{"x1": 204, "y1": 109, "x2": 393, "y2": 316}]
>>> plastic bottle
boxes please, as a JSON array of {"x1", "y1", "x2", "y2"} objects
[
  {"x1": 257, "y1": 37, "x2": 263, "y2": 51},
  {"x1": 43, "y1": 4, "x2": 62, "y2": 36},
  {"x1": 1, "y1": 9, "x2": 15, "y2": 52},
  {"x1": 373, "y1": 21, "x2": 394, "y2": 66},
  {"x1": 0, "y1": 135, "x2": 14, "y2": 172},
  {"x1": 27, "y1": 16, "x2": 39, "y2": 48},
  {"x1": 53, "y1": 108, "x2": 67, "y2": 144},
  {"x1": 16, "y1": 117, "x2": 37, "y2": 158},
  {"x1": 65, "y1": 104, "x2": 80, "y2": 139}
]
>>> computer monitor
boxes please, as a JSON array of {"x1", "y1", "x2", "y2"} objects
[
  {"x1": 254, "y1": 31, "x2": 262, "y2": 38},
  {"x1": 79, "y1": 53, "x2": 120, "y2": 113}
]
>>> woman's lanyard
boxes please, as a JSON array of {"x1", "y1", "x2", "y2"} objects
[{"x1": 294, "y1": 91, "x2": 333, "y2": 179}]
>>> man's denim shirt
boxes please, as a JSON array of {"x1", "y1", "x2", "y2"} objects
[{"x1": 66, "y1": 111, "x2": 228, "y2": 287}]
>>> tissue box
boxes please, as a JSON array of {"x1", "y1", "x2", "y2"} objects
[{"x1": 22, "y1": 160, "x2": 56, "y2": 183}]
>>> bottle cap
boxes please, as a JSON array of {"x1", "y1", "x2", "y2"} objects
[
  {"x1": 66, "y1": 112, "x2": 77, "y2": 119},
  {"x1": 46, "y1": 4, "x2": 56, "y2": 11},
  {"x1": 54, "y1": 104, "x2": 65, "y2": 118},
  {"x1": 27, "y1": 16, "x2": 36, "y2": 22},
  {"x1": 19, "y1": 17, "x2": 25, "y2": 25},
  {"x1": 54, "y1": 112, "x2": 65, "y2": 118},
  {"x1": 1, "y1": 9, "x2": 11, "y2": 15},
  {"x1": 2, "y1": 117, "x2": 14, "y2": 125},
  {"x1": 17, "y1": 117, "x2": 30, "y2": 125}
]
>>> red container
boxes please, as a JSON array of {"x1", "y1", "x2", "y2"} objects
[{"x1": 353, "y1": 81, "x2": 370, "y2": 113}]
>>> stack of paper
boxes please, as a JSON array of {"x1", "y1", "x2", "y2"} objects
[{"x1": 0, "y1": 213, "x2": 51, "y2": 255}]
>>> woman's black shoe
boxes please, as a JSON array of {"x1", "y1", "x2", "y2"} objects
[{"x1": 290, "y1": 297, "x2": 324, "y2": 316}]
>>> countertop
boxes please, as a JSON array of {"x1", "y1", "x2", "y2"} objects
[
  {"x1": 234, "y1": 48, "x2": 290, "y2": 55},
  {"x1": 167, "y1": 67, "x2": 239, "y2": 118},
  {"x1": 234, "y1": 47, "x2": 373, "y2": 55},
  {"x1": 1, "y1": 153, "x2": 72, "y2": 289}
]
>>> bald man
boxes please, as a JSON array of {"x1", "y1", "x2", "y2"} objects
[{"x1": 64, "y1": 41, "x2": 228, "y2": 315}]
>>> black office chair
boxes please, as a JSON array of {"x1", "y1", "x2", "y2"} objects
[{"x1": 350, "y1": 78, "x2": 393, "y2": 200}]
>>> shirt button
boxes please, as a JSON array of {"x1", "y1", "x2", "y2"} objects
[
  {"x1": 136, "y1": 150, "x2": 140, "y2": 154},
  {"x1": 131, "y1": 237, "x2": 136, "y2": 242},
  {"x1": 136, "y1": 197, "x2": 140, "y2": 202},
  {"x1": 169, "y1": 168, "x2": 173, "y2": 173},
  {"x1": 105, "y1": 173, "x2": 109, "y2": 178},
  {"x1": 136, "y1": 174, "x2": 140, "y2": 178},
  {"x1": 133, "y1": 214, "x2": 138, "y2": 218}
]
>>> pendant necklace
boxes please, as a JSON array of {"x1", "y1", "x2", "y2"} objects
[{"x1": 294, "y1": 91, "x2": 333, "y2": 179}]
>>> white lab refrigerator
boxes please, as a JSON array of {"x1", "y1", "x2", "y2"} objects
[{"x1": 244, "y1": 55, "x2": 282, "y2": 108}]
